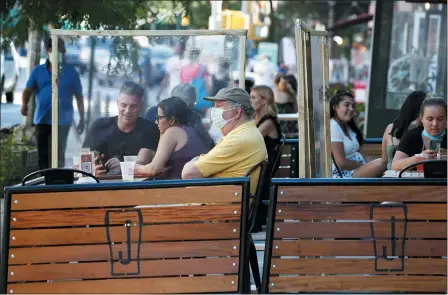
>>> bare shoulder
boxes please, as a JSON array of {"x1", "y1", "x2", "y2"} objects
[
  {"x1": 163, "y1": 126, "x2": 186, "y2": 137},
  {"x1": 386, "y1": 123, "x2": 393, "y2": 132}
]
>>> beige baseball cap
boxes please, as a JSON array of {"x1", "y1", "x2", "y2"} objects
[{"x1": 204, "y1": 87, "x2": 252, "y2": 110}]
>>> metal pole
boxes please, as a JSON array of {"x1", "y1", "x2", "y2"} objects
[
  {"x1": 176, "y1": 14, "x2": 181, "y2": 30},
  {"x1": 238, "y1": 33, "x2": 247, "y2": 89},
  {"x1": 51, "y1": 34, "x2": 59, "y2": 168},
  {"x1": 86, "y1": 37, "x2": 96, "y2": 128}
]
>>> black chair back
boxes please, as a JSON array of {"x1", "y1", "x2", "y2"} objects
[
  {"x1": 270, "y1": 137, "x2": 285, "y2": 179},
  {"x1": 399, "y1": 159, "x2": 447, "y2": 178},
  {"x1": 245, "y1": 160, "x2": 269, "y2": 232},
  {"x1": 22, "y1": 168, "x2": 100, "y2": 185}
]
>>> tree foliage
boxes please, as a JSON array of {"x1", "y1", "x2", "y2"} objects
[{"x1": 2, "y1": 0, "x2": 197, "y2": 45}]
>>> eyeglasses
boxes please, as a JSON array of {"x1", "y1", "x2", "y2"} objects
[{"x1": 155, "y1": 115, "x2": 169, "y2": 123}]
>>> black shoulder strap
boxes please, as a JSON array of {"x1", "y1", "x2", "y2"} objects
[
  {"x1": 331, "y1": 153, "x2": 343, "y2": 178},
  {"x1": 257, "y1": 115, "x2": 274, "y2": 128}
]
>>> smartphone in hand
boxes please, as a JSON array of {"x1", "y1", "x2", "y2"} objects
[{"x1": 93, "y1": 151, "x2": 107, "y2": 170}]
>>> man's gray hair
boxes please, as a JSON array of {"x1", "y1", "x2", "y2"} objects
[
  {"x1": 230, "y1": 101, "x2": 254, "y2": 119},
  {"x1": 120, "y1": 81, "x2": 144, "y2": 101},
  {"x1": 171, "y1": 83, "x2": 196, "y2": 108}
]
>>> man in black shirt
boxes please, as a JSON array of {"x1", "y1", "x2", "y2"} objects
[{"x1": 83, "y1": 81, "x2": 160, "y2": 174}]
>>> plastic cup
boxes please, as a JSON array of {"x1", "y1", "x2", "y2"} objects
[
  {"x1": 73, "y1": 156, "x2": 81, "y2": 177},
  {"x1": 414, "y1": 154, "x2": 429, "y2": 173},
  {"x1": 123, "y1": 156, "x2": 138, "y2": 162},
  {"x1": 73, "y1": 156, "x2": 81, "y2": 170},
  {"x1": 120, "y1": 162, "x2": 135, "y2": 182}
]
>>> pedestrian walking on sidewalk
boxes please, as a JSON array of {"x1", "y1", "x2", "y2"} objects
[{"x1": 21, "y1": 37, "x2": 85, "y2": 169}]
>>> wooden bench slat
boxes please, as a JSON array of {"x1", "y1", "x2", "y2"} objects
[
  {"x1": 276, "y1": 203, "x2": 446, "y2": 220},
  {"x1": 10, "y1": 204, "x2": 240, "y2": 229},
  {"x1": 274, "y1": 168, "x2": 290, "y2": 178},
  {"x1": 8, "y1": 240, "x2": 240, "y2": 265},
  {"x1": 268, "y1": 276, "x2": 446, "y2": 293},
  {"x1": 272, "y1": 240, "x2": 447, "y2": 256},
  {"x1": 7, "y1": 275, "x2": 239, "y2": 294},
  {"x1": 8, "y1": 257, "x2": 238, "y2": 282},
  {"x1": 271, "y1": 258, "x2": 447, "y2": 275},
  {"x1": 10, "y1": 186, "x2": 243, "y2": 210},
  {"x1": 9, "y1": 222, "x2": 241, "y2": 246},
  {"x1": 277, "y1": 186, "x2": 447, "y2": 202},
  {"x1": 279, "y1": 156, "x2": 291, "y2": 166},
  {"x1": 274, "y1": 221, "x2": 447, "y2": 239}
]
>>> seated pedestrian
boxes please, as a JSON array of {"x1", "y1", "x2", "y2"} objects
[
  {"x1": 83, "y1": 81, "x2": 159, "y2": 175},
  {"x1": 392, "y1": 97, "x2": 447, "y2": 170},
  {"x1": 135, "y1": 97, "x2": 211, "y2": 179},
  {"x1": 181, "y1": 87, "x2": 267, "y2": 194},
  {"x1": 330, "y1": 90, "x2": 387, "y2": 178},
  {"x1": 381, "y1": 91, "x2": 426, "y2": 169},
  {"x1": 250, "y1": 85, "x2": 282, "y2": 174},
  {"x1": 250, "y1": 85, "x2": 282, "y2": 231}
]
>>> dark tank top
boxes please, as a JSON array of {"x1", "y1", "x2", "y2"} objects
[
  {"x1": 165, "y1": 126, "x2": 210, "y2": 179},
  {"x1": 256, "y1": 115, "x2": 282, "y2": 175}
]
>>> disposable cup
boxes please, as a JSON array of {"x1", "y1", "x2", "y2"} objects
[
  {"x1": 120, "y1": 162, "x2": 136, "y2": 182},
  {"x1": 73, "y1": 156, "x2": 81, "y2": 177},
  {"x1": 73, "y1": 156, "x2": 81, "y2": 170},
  {"x1": 123, "y1": 156, "x2": 138, "y2": 162}
]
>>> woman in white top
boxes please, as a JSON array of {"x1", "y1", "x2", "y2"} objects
[{"x1": 330, "y1": 90, "x2": 387, "y2": 178}]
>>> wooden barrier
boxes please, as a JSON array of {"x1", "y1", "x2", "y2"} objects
[
  {"x1": 1, "y1": 178, "x2": 251, "y2": 294},
  {"x1": 274, "y1": 138, "x2": 382, "y2": 178},
  {"x1": 363, "y1": 138, "x2": 382, "y2": 162},
  {"x1": 262, "y1": 178, "x2": 447, "y2": 293}
]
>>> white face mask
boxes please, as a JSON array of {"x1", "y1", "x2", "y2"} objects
[{"x1": 210, "y1": 106, "x2": 237, "y2": 129}]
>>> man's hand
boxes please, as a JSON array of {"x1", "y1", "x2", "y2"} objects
[
  {"x1": 105, "y1": 157, "x2": 121, "y2": 174},
  {"x1": 21, "y1": 104, "x2": 28, "y2": 116},
  {"x1": 94, "y1": 154, "x2": 107, "y2": 175}
]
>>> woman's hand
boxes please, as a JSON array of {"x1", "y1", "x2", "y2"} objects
[
  {"x1": 422, "y1": 149, "x2": 437, "y2": 159},
  {"x1": 134, "y1": 164, "x2": 150, "y2": 177}
]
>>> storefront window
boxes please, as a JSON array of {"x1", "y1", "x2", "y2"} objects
[{"x1": 386, "y1": 2, "x2": 446, "y2": 109}]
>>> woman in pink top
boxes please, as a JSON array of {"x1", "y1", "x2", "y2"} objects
[{"x1": 180, "y1": 48, "x2": 212, "y2": 115}]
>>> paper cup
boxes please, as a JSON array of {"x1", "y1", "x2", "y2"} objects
[
  {"x1": 120, "y1": 162, "x2": 136, "y2": 182},
  {"x1": 123, "y1": 156, "x2": 138, "y2": 162}
]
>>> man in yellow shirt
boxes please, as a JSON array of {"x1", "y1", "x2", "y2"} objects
[{"x1": 182, "y1": 87, "x2": 267, "y2": 194}]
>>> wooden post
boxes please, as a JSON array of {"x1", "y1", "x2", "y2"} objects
[
  {"x1": 303, "y1": 30, "x2": 316, "y2": 178},
  {"x1": 295, "y1": 20, "x2": 316, "y2": 178},
  {"x1": 51, "y1": 34, "x2": 59, "y2": 168},
  {"x1": 320, "y1": 36, "x2": 332, "y2": 178},
  {"x1": 295, "y1": 19, "x2": 330, "y2": 178}
]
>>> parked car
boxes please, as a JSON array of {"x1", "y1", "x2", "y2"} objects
[{"x1": 1, "y1": 41, "x2": 20, "y2": 103}]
